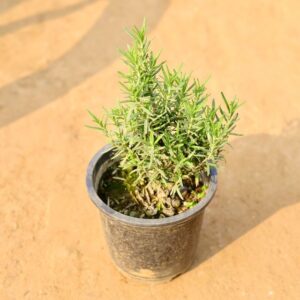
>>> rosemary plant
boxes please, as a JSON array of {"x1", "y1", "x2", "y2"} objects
[{"x1": 88, "y1": 22, "x2": 240, "y2": 218}]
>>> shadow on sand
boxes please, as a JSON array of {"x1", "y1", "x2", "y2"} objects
[
  {"x1": 0, "y1": 0, "x2": 27, "y2": 14},
  {"x1": 191, "y1": 120, "x2": 300, "y2": 269},
  {"x1": 0, "y1": 0, "x2": 169, "y2": 127},
  {"x1": 0, "y1": 0, "x2": 99, "y2": 37}
]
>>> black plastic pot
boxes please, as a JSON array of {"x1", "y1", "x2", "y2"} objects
[{"x1": 86, "y1": 145, "x2": 217, "y2": 282}]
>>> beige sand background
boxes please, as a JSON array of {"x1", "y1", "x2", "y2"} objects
[{"x1": 0, "y1": 0, "x2": 300, "y2": 299}]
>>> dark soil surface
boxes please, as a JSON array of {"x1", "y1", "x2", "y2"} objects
[{"x1": 98, "y1": 164, "x2": 208, "y2": 219}]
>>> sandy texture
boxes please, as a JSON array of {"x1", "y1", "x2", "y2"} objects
[{"x1": 0, "y1": 0, "x2": 300, "y2": 299}]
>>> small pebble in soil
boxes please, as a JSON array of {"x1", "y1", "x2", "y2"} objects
[
  {"x1": 177, "y1": 206, "x2": 188, "y2": 213},
  {"x1": 181, "y1": 190, "x2": 188, "y2": 198},
  {"x1": 145, "y1": 207, "x2": 158, "y2": 217},
  {"x1": 162, "y1": 207, "x2": 175, "y2": 217},
  {"x1": 171, "y1": 199, "x2": 181, "y2": 208}
]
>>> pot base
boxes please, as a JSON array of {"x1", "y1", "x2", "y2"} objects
[{"x1": 113, "y1": 262, "x2": 191, "y2": 283}]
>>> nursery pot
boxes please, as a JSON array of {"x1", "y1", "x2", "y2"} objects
[{"x1": 86, "y1": 145, "x2": 217, "y2": 282}]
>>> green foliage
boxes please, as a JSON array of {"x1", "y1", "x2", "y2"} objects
[{"x1": 89, "y1": 21, "x2": 240, "y2": 209}]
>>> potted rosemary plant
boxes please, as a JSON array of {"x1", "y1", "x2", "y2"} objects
[{"x1": 86, "y1": 22, "x2": 239, "y2": 281}]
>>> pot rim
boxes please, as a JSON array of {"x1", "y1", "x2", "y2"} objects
[{"x1": 86, "y1": 144, "x2": 217, "y2": 227}]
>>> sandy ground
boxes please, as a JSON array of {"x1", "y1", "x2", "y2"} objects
[{"x1": 0, "y1": 0, "x2": 300, "y2": 299}]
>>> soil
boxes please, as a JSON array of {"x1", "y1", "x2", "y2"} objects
[{"x1": 98, "y1": 164, "x2": 208, "y2": 218}]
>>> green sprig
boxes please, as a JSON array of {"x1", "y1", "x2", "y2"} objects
[{"x1": 88, "y1": 21, "x2": 240, "y2": 208}]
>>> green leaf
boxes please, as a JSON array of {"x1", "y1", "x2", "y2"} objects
[{"x1": 221, "y1": 92, "x2": 230, "y2": 111}]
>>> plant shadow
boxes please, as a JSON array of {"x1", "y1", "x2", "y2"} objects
[
  {"x1": 192, "y1": 120, "x2": 300, "y2": 268},
  {"x1": 0, "y1": 0, "x2": 169, "y2": 127},
  {"x1": 0, "y1": 0, "x2": 26, "y2": 14},
  {"x1": 0, "y1": 0, "x2": 99, "y2": 37}
]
